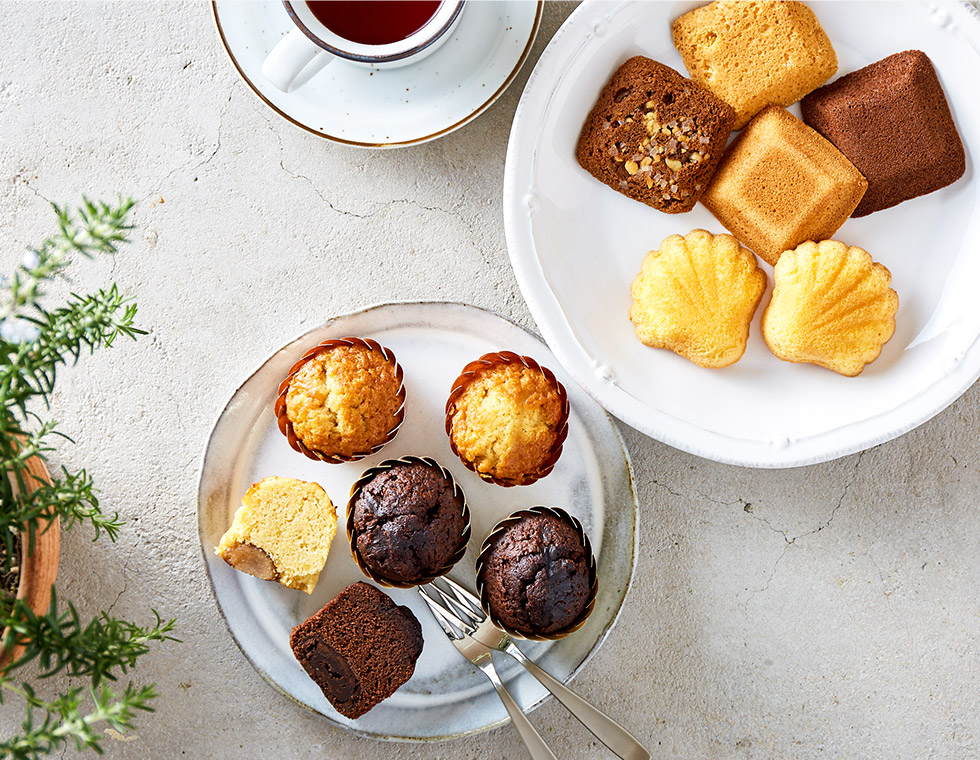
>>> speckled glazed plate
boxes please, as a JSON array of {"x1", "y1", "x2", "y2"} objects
[
  {"x1": 197, "y1": 301, "x2": 637, "y2": 741},
  {"x1": 212, "y1": 1, "x2": 541, "y2": 147},
  {"x1": 504, "y1": 0, "x2": 980, "y2": 468}
]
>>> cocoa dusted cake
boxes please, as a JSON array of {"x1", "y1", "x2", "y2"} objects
[
  {"x1": 289, "y1": 582, "x2": 423, "y2": 719},
  {"x1": 801, "y1": 50, "x2": 965, "y2": 217},
  {"x1": 350, "y1": 458, "x2": 469, "y2": 585},
  {"x1": 576, "y1": 56, "x2": 736, "y2": 214},
  {"x1": 478, "y1": 508, "x2": 595, "y2": 638}
]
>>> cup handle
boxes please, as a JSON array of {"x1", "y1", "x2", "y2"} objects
[{"x1": 261, "y1": 28, "x2": 332, "y2": 92}]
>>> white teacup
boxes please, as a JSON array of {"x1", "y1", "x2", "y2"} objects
[{"x1": 262, "y1": 0, "x2": 466, "y2": 92}]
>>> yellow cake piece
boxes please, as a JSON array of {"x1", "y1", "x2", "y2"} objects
[
  {"x1": 703, "y1": 106, "x2": 867, "y2": 267},
  {"x1": 629, "y1": 229, "x2": 767, "y2": 368},
  {"x1": 762, "y1": 240, "x2": 899, "y2": 376},
  {"x1": 672, "y1": 0, "x2": 837, "y2": 129},
  {"x1": 216, "y1": 476, "x2": 337, "y2": 594}
]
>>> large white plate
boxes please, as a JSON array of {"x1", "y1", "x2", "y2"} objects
[
  {"x1": 197, "y1": 302, "x2": 637, "y2": 741},
  {"x1": 504, "y1": 0, "x2": 980, "y2": 468},
  {"x1": 212, "y1": 0, "x2": 541, "y2": 147}
]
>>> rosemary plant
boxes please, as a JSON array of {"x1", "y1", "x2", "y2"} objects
[{"x1": 0, "y1": 198, "x2": 176, "y2": 759}]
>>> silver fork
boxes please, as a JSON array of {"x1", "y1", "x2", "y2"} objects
[
  {"x1": 420, "y1": 583, "x2": 558, "y2": 760},
  {"x1": 419, "y1": 578, "x2": 650, "y2": 760}
]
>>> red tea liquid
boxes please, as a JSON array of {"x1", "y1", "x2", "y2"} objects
[{"x1": 308, "y1": 1, "x2": 444, "y2": 46}]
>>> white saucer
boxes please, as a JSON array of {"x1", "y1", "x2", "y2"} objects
[{"x1": 212, "y1": 1, "x2": 542, "y2": 147}]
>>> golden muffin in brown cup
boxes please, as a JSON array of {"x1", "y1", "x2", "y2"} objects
[
  {"x1": 275, "y1": 337, "x2": 405, "y2": 464},
  {"x1": 444, "y1": 351, "x2": 569, "y2": 487}
]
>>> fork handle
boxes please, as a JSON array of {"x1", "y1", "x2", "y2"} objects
[
  {"x1": 510, "y1": 653, "x2": 650, "y2": 760},
  {"x1": 490, "y1": 677, "x2": 559, "y2": 760}
]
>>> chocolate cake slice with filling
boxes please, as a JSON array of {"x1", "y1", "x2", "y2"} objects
[{"x1": 290, "y1": 582, "x2": 423, "y2": 719}]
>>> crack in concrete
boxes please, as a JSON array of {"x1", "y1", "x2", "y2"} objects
[
  {"x1": 279, "y1": 160, "x2": 374, "y2": 218},
  {"x1": 144, "y1": 96, "x2": 228, "y2": 199},
  {"x1": 275, "y1": 164, "x2": 489, "y2": 269},
  {"x1": 694, "y1": 489, "x2": 744, "y2": 508},
  {"x1": 865, "y1": 551, "x2": 888, "y2": 589},
  {"x1": 269, "y1": 120, "x2": 482, "y2": 257},
  {"x1": 752, "y1": 451, "x2": 865, "y2": 592},
  {"x1": 13, "y1": 173, "x2": 52, "y2": 204},
  {"x1": 105, "y1": 576, "x2": 129, "y2": 617},
  {"x1": 650, "y1": 478, "x2": 684, "y2": 499},
  {"x1": 744, "y1": 508, "x2": 790, "y2": 542}
]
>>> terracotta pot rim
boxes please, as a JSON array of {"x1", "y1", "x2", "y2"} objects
[{"x1": 1, "y1": 455, "x2": 60, "y2": 668}]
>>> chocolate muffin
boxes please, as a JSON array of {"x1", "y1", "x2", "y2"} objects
[
  {"x1": 576, "y1": 56, "x2": 736, "y2": 214},
  {"x1": 477, "y1": 507, "x2": 596, "y2": 639},
  {"x1": 349, "y1": 457, "x2": 469, "y2": 586},
  {"x1": 801, "y1": 50, "x2": 965, "y2": 217},
  {"x1": 290, "y1": 582, "x2": 423, "y2": 720}
]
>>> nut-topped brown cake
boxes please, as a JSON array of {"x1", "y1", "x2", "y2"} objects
[
  {"x1": 576, "y1": 56, "x2": 736, "y2": 214},
  {"x1": 290, "y1": 582, "x2": 423, "y2": 720}
]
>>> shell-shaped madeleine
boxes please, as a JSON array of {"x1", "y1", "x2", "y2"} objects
[
  {"x1": 629, "y1": 229, "x2": 767, "y2": 368},
  {"x1": 762, "y1": 240, "x2": 899, "y2": 377}
]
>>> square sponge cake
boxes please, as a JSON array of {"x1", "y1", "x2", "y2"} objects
[
  {"x1": 703, "y1": 106, "x2": 867, "y2": 266},
  {"x1": 576, "y1": 56, "x2": 736, "y2": 214},
  {"x1": 801, "y1": 50, "x2": 966, "y2": 217},
  {"x1": 672, "y1": 1, "x2": 837, "y2": 130}
]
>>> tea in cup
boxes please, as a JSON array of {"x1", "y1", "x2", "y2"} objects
[{"x1": 262, "y1": 0, "x2": 466, "y2": 92}]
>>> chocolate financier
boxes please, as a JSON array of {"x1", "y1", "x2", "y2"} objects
[{"x1": 801, "y1": 50, "x2": 965, "y2": 217}]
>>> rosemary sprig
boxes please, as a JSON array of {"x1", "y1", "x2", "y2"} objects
[
  {"x1": 1, "y1": 593, "x2": 177, "y2": 683},
  {"x1": 0, "y1": 680, "x2": 157, "y2": 760},
  {"x1": 0, "y1": 198, "x2": 176, "y2": 758}
]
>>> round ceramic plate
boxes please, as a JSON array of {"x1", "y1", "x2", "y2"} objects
[
  {"x1": 197, "y1": 301, "x2": 637, "y2": 741},
  {"x1": 504, "y1": 0, "x2": 980, "y2": 468},
  {"x1": 212, "y1": 0, "x2": 541, "y2": 147}
]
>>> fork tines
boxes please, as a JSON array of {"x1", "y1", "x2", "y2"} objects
[
  {"x1": 418, "y1": 585, "x2": 473, "y2": 638},
  {"x1": 418, "y1": 578, "x2": 487, "y2": 638},
  {"x1": 439, "y1": 576, "x2": 485, "y2": 617}
]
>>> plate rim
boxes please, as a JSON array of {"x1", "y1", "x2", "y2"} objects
[
  {"x1": 195, "y1": 299, "x2": 639, "y2": 742},
  {"x1": 502, "y1": 0, "x2": 980, "y2": 469},
  {"x1": 210, "y1": 0, "x2": 543, "y2": 149}
]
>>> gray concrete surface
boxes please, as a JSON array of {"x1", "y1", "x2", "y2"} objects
[{"x1": 2, "y1": 2, "x2": 979, "y2": 758}]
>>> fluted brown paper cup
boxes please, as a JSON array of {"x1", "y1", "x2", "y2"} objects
[
  {"x1": 476, "y1": 506, "x2": 597, "y2": 641},
  {"x1": 347, "y1": 456, "x2": 471, "y2": 589},
  {"x1": 274, "y1": 337, "x2": 406, "y2": 464},
  {"x1": 444, "y1": 351, "x2": 569, "y2": 487}
]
